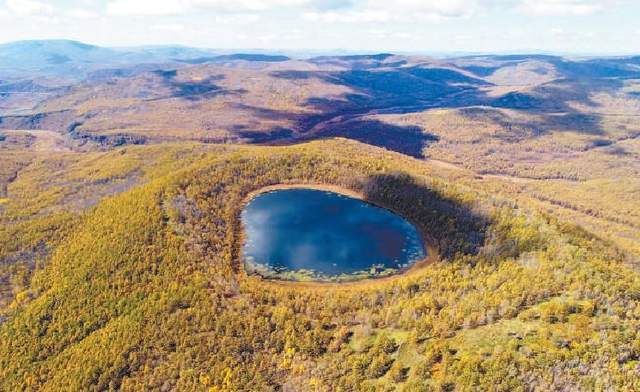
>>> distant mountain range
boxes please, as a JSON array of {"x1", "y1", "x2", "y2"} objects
[
  {"x1": 2, "y1": 39, "x2": 639, "y2": 81},
  {"x1": 0, "y1": 39, "x2": 295, "y2": 80},
  {"x1": 1, "y1": 39, "x2": 640, "y2": 155}
]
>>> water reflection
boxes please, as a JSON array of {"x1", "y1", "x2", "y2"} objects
[{"x1": 241, "y1": 188, "x2": 426, "y2": 280}]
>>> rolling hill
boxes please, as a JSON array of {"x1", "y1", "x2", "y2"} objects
[{"x1": 1, "y1": 40, "x2": 640, "y2": 390}]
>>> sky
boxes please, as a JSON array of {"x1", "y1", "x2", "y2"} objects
[{"x1": 0, "y1": 0, "x2": 639, "y2": 54}]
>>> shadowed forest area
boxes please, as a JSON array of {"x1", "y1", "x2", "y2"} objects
[{"x1": 358, "y1": 173, "x2": 488, "y2": 257}]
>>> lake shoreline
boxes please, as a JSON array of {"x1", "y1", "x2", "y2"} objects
[{"x1": 238, "y1": 182, "x2": 440, "y2": 287}]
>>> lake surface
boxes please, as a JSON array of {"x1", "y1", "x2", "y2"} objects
[{"x1": 241, "y1": 188, "x2": 426, "y2": 281}]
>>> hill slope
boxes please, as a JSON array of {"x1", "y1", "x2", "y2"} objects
[
  {"x1": 1, "y1": 42, "x2": 640, "y2": 390},
  {"x1": 0, "y1": 140, "x2": 639, "y2": 390}
]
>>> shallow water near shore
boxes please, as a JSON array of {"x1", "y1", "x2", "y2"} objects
[{"x1": 241, "y1": 188, "x2": 426, "y2": 281}]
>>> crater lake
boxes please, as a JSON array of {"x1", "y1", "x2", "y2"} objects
[{"x1": 241, "y1": 188, "x2": 426, "y2": 281}]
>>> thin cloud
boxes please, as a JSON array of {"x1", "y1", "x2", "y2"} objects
[
  {"x1": 213, "y1": 13, "x2": 261, "y2": 24},
  {"x1": 303, "y1": 9, "x2": 389, "y2": 23},
  {"x1": 6, "y1": 0, "x2": 53, "y2": 16},
  {"x1": 106, "y1": 0, "x2": 311, "y2": 16},
  {"x1": 304, "y1": 0, "x2": 480, "y2": 24},
  {"x1": 518, "y1": 0, "x2": 607, "y2": 16},
  {"x1": 194, "y1": 0, "x2": 309, "y2": 12},
  {"x1": 105, "y1": 0, "x2": 481, "y2": 20},
  {"x1": 312, "y1": 0, "x2": 356, "y2": 11},
  {"x1": 151, "y1": 23, "x2": 188, "y2": 32},
  {"x1": 0, "y1": 0, "x2": 637, "y2": 53},
  {"x1": 67, "y1": 9, "x2": 101, "y2": 19},
  {"x1": 107, "y1": 0, "x2": 188, "y2": 16},
  {"x1": 365, "y1": 0, "x2": 477, "y2": 18}
]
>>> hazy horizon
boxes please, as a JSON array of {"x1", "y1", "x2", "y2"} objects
[
  {"x1": 1, "y1": 0, "x2": 639, "y2": 55},
  {"x1": 1, "y1": 38, "x2": 638, "y2": 58}
]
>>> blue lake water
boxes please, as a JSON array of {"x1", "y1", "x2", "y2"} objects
[{"x1": 241, "y1": 188, "x2": 426, "y2": 280}]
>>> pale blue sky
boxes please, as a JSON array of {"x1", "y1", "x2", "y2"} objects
[{"x1": 0, "y1": 0, "x2": 639, "y2": 54}]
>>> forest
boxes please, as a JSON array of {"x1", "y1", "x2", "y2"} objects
[{"x1": 1, "y1": 138, "x2": 639, "y2": 391}]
